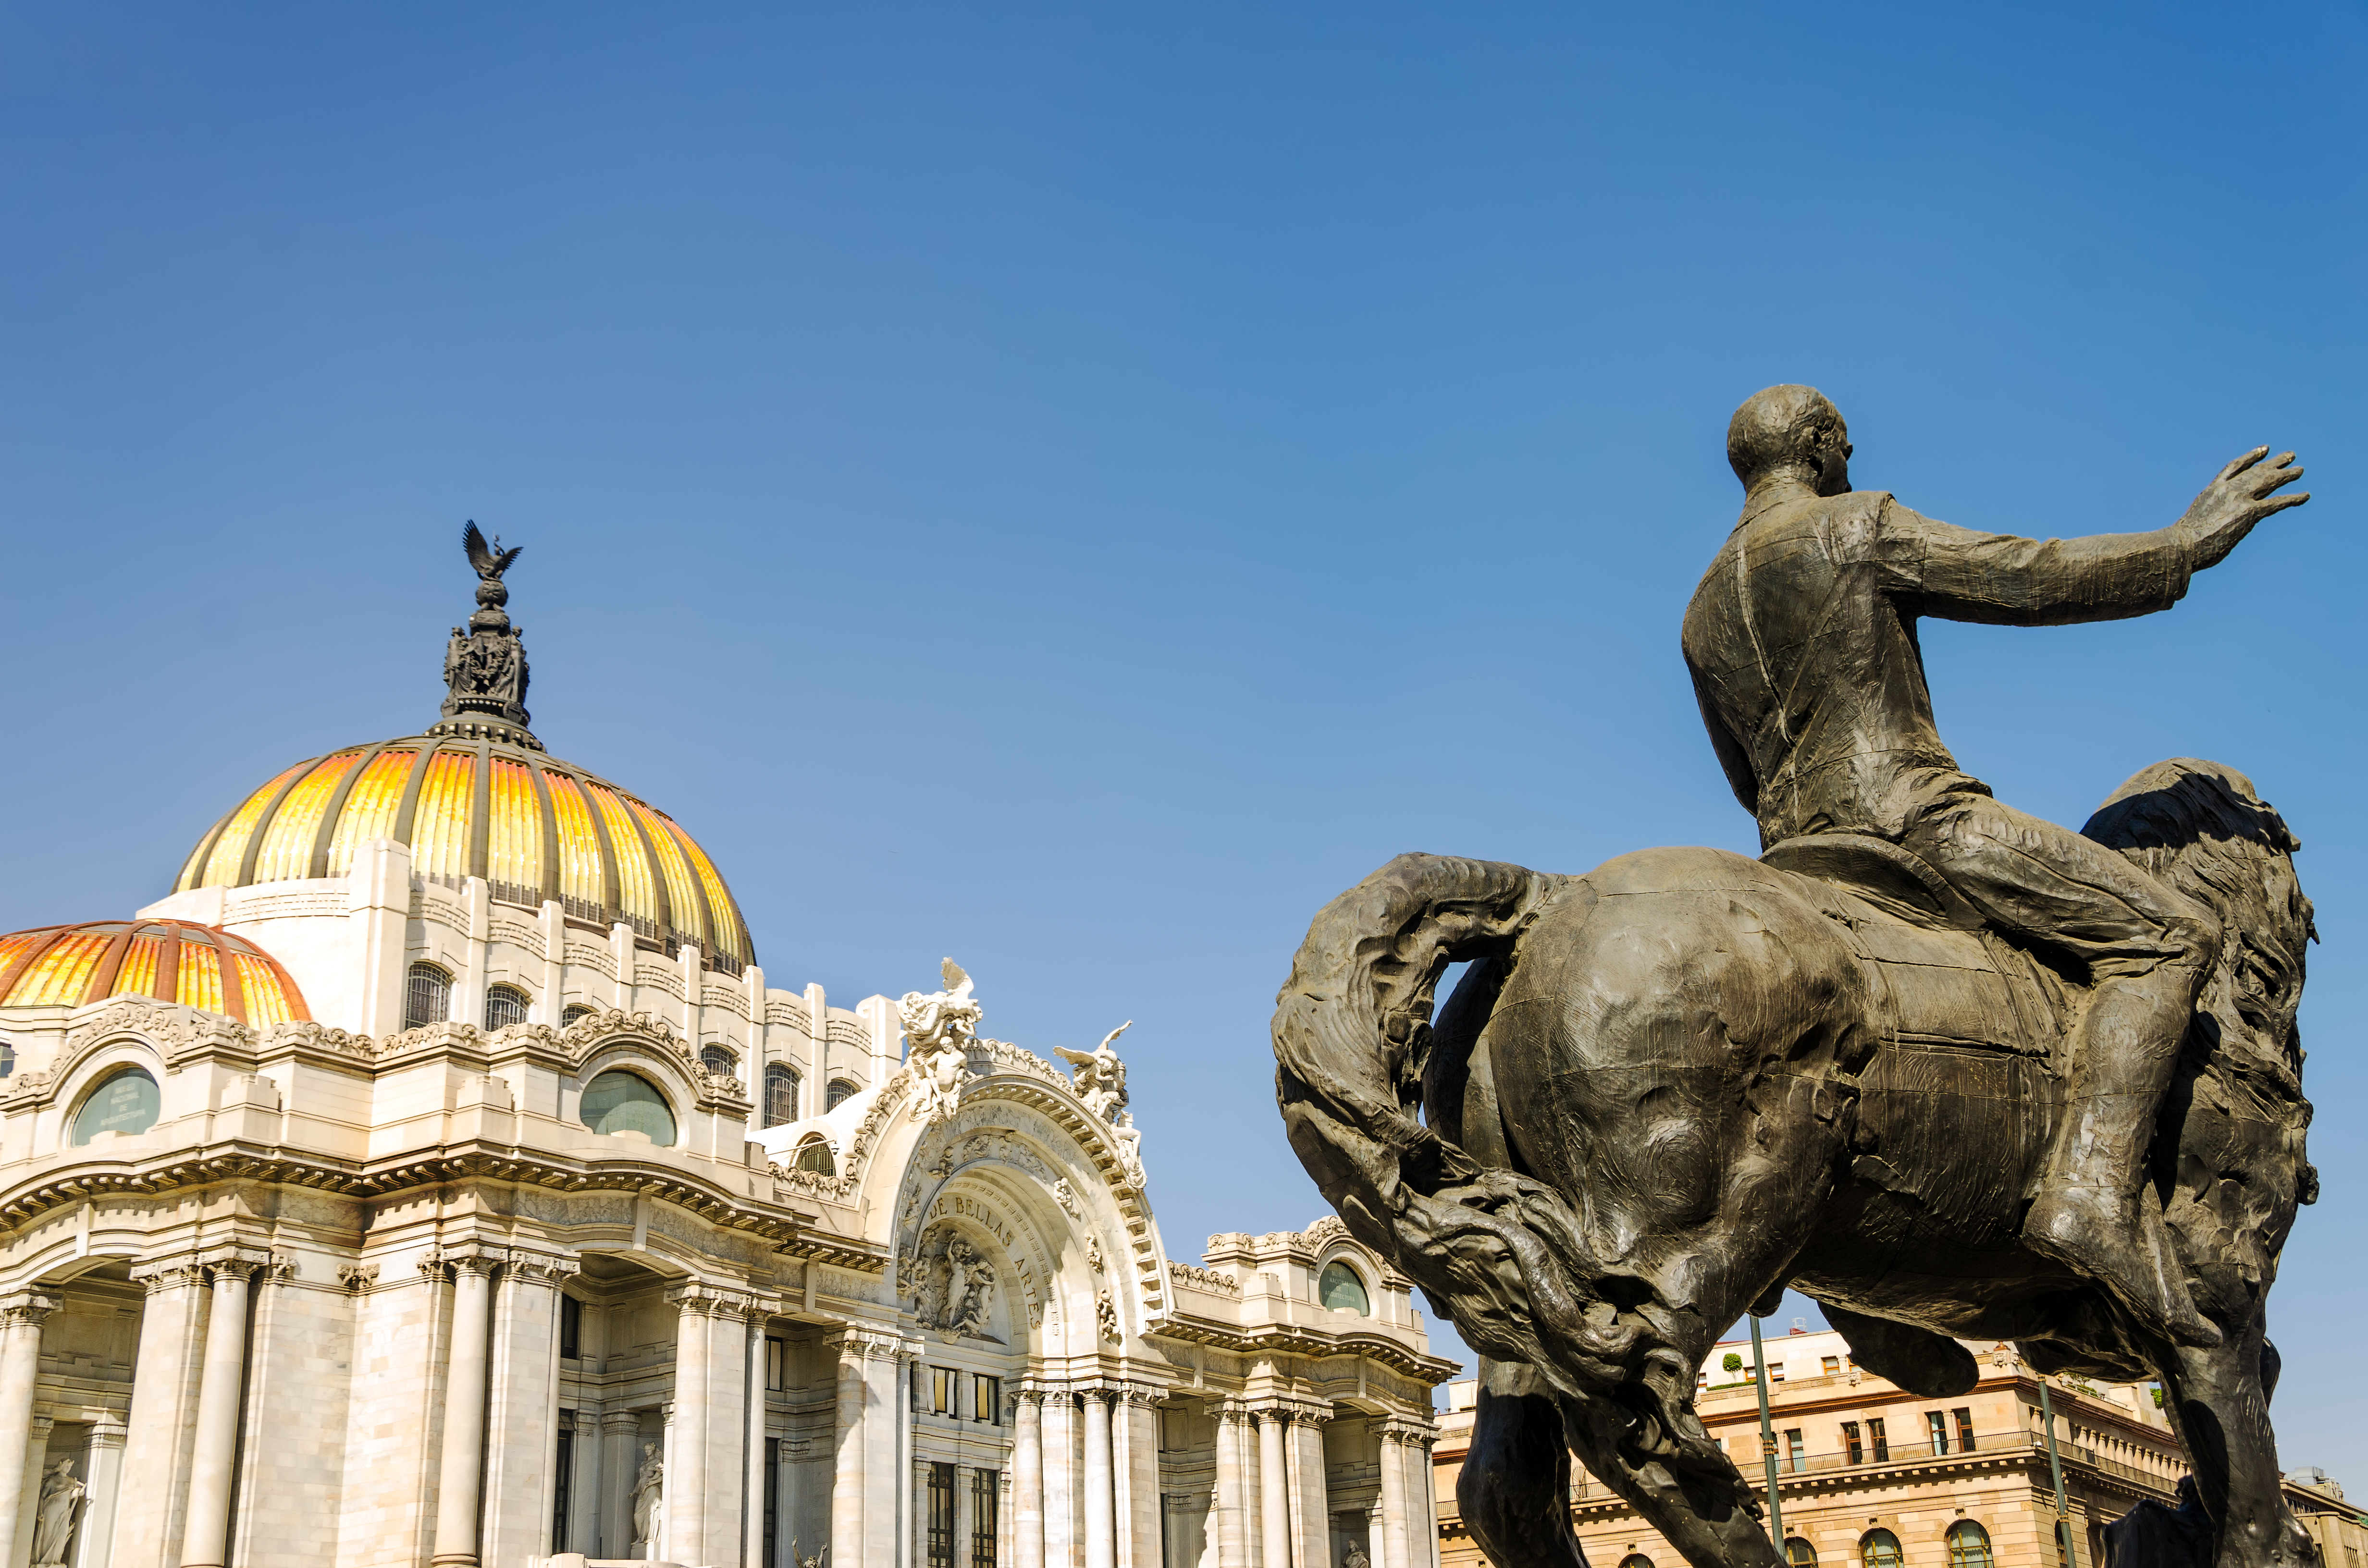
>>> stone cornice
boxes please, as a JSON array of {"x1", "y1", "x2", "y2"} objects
[{"x1": 1146, "y1": 1312, "x2": 1460, "y2": 1385}]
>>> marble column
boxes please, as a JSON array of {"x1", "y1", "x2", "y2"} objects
[
  {"x1": 1256, "y1": 1413, "x2": 1289, "y2": 1568},
  {"x1": 480, "y1": 1252, "x2": 577, "y2": 1566},
  {"x1": 1113, "y1": 1388, "x2": 1159, "y2": 1568},
  {"x1": 178, "y1": 1261, "x2": 262, "y2": 1568},
  {"x1": 1011, "y1": 1389, "x2": 1046, "y2": 1568},
  {"x1": 1212, "y1": 1404, "x2": 1248, "y2": 1568},
  {"x1": 116, "y1": 1264, "x2": 204, "y2": 1568},
  {"x1": 953, "y1": 1463, "x2": 976, "y2": 1568},
  {"x1": 1408, "y1": 1429, "x2": 1439, "y2": 1568},
  {"x1": 429, "y1": 1255, "x2": 499, "y2": 1568},
  {"x1": 665, "y1": 1292, "x2": 715, "y2": 1567},
  {"x1": 1040, "y1": 1391, "x2": 1078, "y2": 1568},
  {"x1": 600, "y1": 1410, "x2": 640, "y2": 1561},
  {"x1": 1374, "y1": 1427, "x2": 1408, "y2": 1568},
  {"x1": 744, "y1": 1311, "x2": 768, "y2": 1568},
  {"x1": 828, "y1": 1330, "x2": 899, "y2": 1566},
  {"x1": 1289, "y1": 1411, "x2": 1330, "y2": 1568},
  {"x1": 0, "y1": 1298, "x2": 54, "y2": 1568},
  {"x1": 70, "y1": 1415, "x2": 126, "y2": 1568},
  {"x1": 1081, "y1": 1390, "x2": 1115, "y2": 1568}
]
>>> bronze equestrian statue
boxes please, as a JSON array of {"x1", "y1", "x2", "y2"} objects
[{"x1": 1273, "y1": 388, "x2": 2318, "y2": 1568}]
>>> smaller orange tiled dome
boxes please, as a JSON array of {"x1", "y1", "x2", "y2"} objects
[{"x1": 0, "y1": 920, "x2": 309, "y2": 1027}]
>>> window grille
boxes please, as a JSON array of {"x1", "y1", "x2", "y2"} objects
[
  {"x1": 927, "y1": 1462, "x2": 956, "y2": 1568},
  {"x1": 794, "y1": 1137, "x2": 835, "y2": 1176},
  {"x1": 826, "y1": 1078, "x2": 859, "y2": 1111},
  {"x1": 765, "y1": 1064, "x2": 800, "y2": 1127},
  {"x1": 971, "y1": 1469, "x2": 999, "y2": 1568},
  {"x1": 1948, "y1": 1521, "x2": 1995, "y2": 1568},
  {"x1": 406, "y1": 963, "x2": 451, "y2": 1029},
  {"x1": 561, "y1": 1003, "x2": 596, "y2": 1027},
  {"x1": 700, "y1": 1045, "x2": 735, "y2": 1075},
  {"x1": 485, "y1": 984, "x2": 530, "y2": 1030},
  {"x1": 1862, "y1": 1531, "x2": 1903, "y2": 1568}
]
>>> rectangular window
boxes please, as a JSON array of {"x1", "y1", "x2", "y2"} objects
[
  {"x1": 932, "y1": 1366, "x2": 955, "y2": 1417},
  {"x1": 973, "y1": 1373, "x2": 1001, "y2": 1425},
  {"x1": 1841, "y1": 1421, "x2": 1862, "y2": 1466},
  {"x1": 559, "y1": 1294, "x2": 582, "y2": 1360},
  {"x1": 1769, "y1": 1363, "x2": 1786, "y2": 1382},
  {"x1": 553, "y1": 1427, "x2": 573, "y2": 1551},
  {"x1": 1785, "y1": 1428, "x2": 1805, "y2": 1473},
  {"x1": 1954, "y1": 1407, "x2": 1976, "y2": 1452},
  {"x1": 1926, "y1": 1409, "x2": 1949, "y2": 1455},
  {"x1": 1868, "y1": 1417, "x2": 1889, "y2": 1462},
  {"x1": 1821, "y1": 1355, "x2": 1841, "y2": 1375},
  {"x1": 971, "y1": 1468, "x2": 999, "y2": 1568},
  {"x1": 927, "y1": 1462, "x2": 956, "y2": 1568},
  {"x1": 765, "y1": 1438, "x2": 780, "y2": 1568},
  {"x1": 766, "y1": 1335, "x2": 787, "y2": 1392}
]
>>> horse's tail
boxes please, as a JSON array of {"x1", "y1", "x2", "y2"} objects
[{"x1": 1271, "y1": 852, "x2": 1646, "y2": 1402}]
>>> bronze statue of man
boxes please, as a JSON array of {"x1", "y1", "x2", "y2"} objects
[{"x1": 1682, "y1": 385, "x2": 2305, "y2": 1349}]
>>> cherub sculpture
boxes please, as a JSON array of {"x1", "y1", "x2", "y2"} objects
[{"x1": 899, "y1": 958, "x2": 981, "y2": 1127}]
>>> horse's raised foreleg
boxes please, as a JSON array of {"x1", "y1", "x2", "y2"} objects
[
  {"x1": 2153, "y1": 1326, "x2": 2317, "y2": 1568},
  {"x1": 1554, "y1": 1371, "x2": 1782, "y2": 1568},
  {"x1": 1462, "y1": 1358, "x2": 1590, "y2": 1568}
]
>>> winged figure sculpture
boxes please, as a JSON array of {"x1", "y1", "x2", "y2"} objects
[{"x1": 463, "y1": 520, "x2": 524, "y2": 581}]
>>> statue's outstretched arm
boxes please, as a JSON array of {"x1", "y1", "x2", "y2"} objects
[{"x1": 1887, "y1": 450, "x2": 2303, "y2": 628}]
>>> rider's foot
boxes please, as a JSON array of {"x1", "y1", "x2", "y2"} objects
[{"x1": 2025, "y1": 1186, "x2": 2223, "y2": 1350}]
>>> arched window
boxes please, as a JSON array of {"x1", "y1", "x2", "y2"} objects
[
  {"x1": 1862, "y1": 1530, "x2": 1904, "y2": 1568},
  {"x1": 484, "y1": 984, "x2": 530, "y2": 1031},
  {"x1": 794, "y1": 1135, "x2": 836, "y2": 1175},
  {"x1": 1786, "y1": 1539, "x2": 1817, "y2": 1568},
  {"x1": 700, "y1": 1045, "x2": 736, "y2": 1076},
  {"x1": 1946, "y1": 1522, "x2": 1992, "y2": 1568},
  {"x1": 0, "y1": 1038, "x2": 14, "y2": 1078},
  {"x1": 72, "y1": 1067, "x2": 160, "y2": 1144},
  {"x1": 765, "y1": 1064, "x2": 800, "y2": 1127},
  {"x1": 580, "y1": 1071, "x2": 677, "y2": 1146},
  {"x1": 1317, "y1": 1261, "x2": 1371, "y2": 1314},
  {"x1": 561, "y1": 1004, "x2": 596, "y2": 1027},
  {"x1": 406, "y1": 963, "x2": 451, "y2": 1029},
  {"x1": 825, "y1": 1078, "x2": 859, "y2": 1111},
  {"x1": 1619, "y1": 1556, "x2": 1654, "y2": 1568}
]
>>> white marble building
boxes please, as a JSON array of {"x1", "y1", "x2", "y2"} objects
[{"x1": 0, "y1": 539, "x2": 1451, "y2": 1568}]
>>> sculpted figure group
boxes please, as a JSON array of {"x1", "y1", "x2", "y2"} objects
[{"x1": 1275, "y1": 389, "x2": 2319, "y2": 1568}]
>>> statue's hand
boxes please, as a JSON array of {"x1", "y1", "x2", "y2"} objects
[{"x1": 2178, "y1": 447, "x2": 2306, "y2": 568}]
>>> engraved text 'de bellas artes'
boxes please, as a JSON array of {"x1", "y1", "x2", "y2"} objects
[
  {"x1": 430, "y1": 519, "x2": 540, "y2": 750},
  {"x1": 1274, "y1": 388, "x2": 2317, "y2": 1568}
]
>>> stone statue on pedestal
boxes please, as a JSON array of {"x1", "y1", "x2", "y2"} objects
[
  {"x1": 28, "y1": 1458, "x2": 81, "y2": 1568},
  {"x1": 1275, "y1": 391, "x2": 2319, "y2": 1568},
  {"x1": 629, "y1": 1443, "x2": 663, "y2": 1558}
]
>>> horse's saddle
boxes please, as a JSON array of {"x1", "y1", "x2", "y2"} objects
[{"x1": 1761, "y1": 832, "x2": 2072, "y2": 1063}]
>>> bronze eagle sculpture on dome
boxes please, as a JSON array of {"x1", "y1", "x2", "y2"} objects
[{"x1": 463, "y1": 520, "x2": 522, "y2": 582}]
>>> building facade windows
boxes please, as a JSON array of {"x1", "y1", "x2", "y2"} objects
[
  {"x1": 561, "y1": 1003, "x2": 596, "y2": 1027},
  {"x1": 927, "y1": 1462, "x2": 956, "y2": 1568},
  {"x1": 1954, "y1": 1407, "x2": 1977, "y2": 1452},
  {"x1": 70, "y1": 1066, "x2": 160, "y2": 1143},
  {"x1": 485, "y1": 983, "x2": 530, "y2": 1030},
  {"x1": 826, "y1": 1078, "x2": 859, "y2": 1111},
  {"x1": 794, "y1": 1135, "x2": 835, "y2": 1175},
  {"x1": 579, "y1": 1069, "x2": 676, "y2": 1145},
  {"x1": 764, "y1": 1063, "x2": 799, "y2": 1126},
  {"x1": 406, "y1": 961, "x2": 451, "y2": 1028},
  {"x1": 1785, "y1": 1538, "x2": 1817, "y2": 1567},
  {"x1": 1842, "y1": 1421, "x2": 1862, "y2": 1466},
  {"x1": 1947, "y1": 1521, "x2": 1995, "y2": 1568},
  {"x1": 1867, "y1": 1416, "x2": 1889, "y2": 1462},
  {"x1": 971, "y1": 1469, "x2": 999, "y2": 1568},
  {"x1": 699, "y1": 1045, "x2": 735, "y2": 1075},
  {"x1": 1318, "y1": 1260, "x2": 1371, "y2": 1313},
  {"x1": 971, "y1": 1374, "x2": 1001, "y2": 1424},
  {"x1": 1862, "y1": 1529, "x2": 1904, "y2": 1568}
]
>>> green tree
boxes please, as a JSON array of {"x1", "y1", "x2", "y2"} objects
[{"x1": 1723, "y1": 1353, "x2": 1743, "y2": 1374}]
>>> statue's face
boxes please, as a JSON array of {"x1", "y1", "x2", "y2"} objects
[{"x1": 1812, "y1": 418, "x2": 1854, "y2": 497}]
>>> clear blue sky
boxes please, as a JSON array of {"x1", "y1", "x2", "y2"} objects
[{"x1": 4, "y1": 1, "x2": 2363, "y2": 1482}]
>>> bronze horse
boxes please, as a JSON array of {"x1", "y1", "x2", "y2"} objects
[{"x1": 1273, "y1": 759, "x2": 2316, "y2": 1568}]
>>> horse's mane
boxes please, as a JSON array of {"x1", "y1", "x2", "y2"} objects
[{"x1": 2082, "y1": 757, "x2": 2314, "y2": 1096}]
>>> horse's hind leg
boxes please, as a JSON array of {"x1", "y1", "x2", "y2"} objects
[
  {"x1": 1462, "y1": 1358, "x2": 1588, "y2": 1568},
  {"x1": 2154, "y1": 1326, "x2": 2316, "y2": 1568}
]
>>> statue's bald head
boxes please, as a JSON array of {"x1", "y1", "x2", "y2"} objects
[{"x1": 1727, "y1": 384, "x2": 1851, "y2": 495}]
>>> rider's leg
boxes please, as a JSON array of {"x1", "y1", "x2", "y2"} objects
[{"x1": 1902, "y1": 793, "x2": 2223, "y2": 1348}]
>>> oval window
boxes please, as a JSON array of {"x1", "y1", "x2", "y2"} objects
[
  {"x1": 72, "y1": 1067, "x2": 160, "y2": 1144},
  {"x1": 580, "y1": 1071, "x2": 676, "y2": 1146},
  {"x1": 1318, "y1": 1260, "x2": 1370, "y2": 1314}
]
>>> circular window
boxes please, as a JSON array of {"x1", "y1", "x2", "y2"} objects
[
  {"x1": 1318, "y1": 1260, "x2": 1370, "y2": 1314},
  {"x1": 580, "y1": 1071, "x2": 676, "y2": 1146},
  {"x1": 72, "y1": 1067, "x2": 160, "y2": 1144}
]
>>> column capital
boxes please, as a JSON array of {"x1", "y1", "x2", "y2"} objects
[
  {"x1": 337, "y1": 1262, "x2": 381, "y2": 1295},
  {"x1": 26, "y1": 1414, "x2": 51, "y2": 1439},
  {"x1": 822, "y1": 1325, "x2": 906, "y2": 1363},
  {"x1": 1215, "y1": 1400, "x2": 1258, "y2": 1427},
  {"x1": 86, "y1": 1416, "x2": 127, "y2": 1451},
  {"x1": 1117, "y1": 1383, "x2": 1165, "y2": 1408},
  {"x1": 665, "y1": 1281, "x2": 765, "y2": 1318},
  {"x1": 601, "y1": 1409, "x2": 642, "y2": 1435},
  {"x1": 130, "y1": 1255, "x2": 208, "y2": 1295},
  {"x1": 0, "y1": 1294, "x2": 56, "y2": 1328},
  {"x1": 196, "y1": 1245, "x2": 276, "y2": 1283},
  {"x1": 503, "y1": 1249, "x2": 582, "y2": 1286}
]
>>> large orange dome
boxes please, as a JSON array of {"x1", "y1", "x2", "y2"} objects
[
  {"x1": 0, "y1": 919, "x2": 309, "y2": 1025},
  {"x1": 171, "y1": 735, "x2": 753, "y2": 974}
]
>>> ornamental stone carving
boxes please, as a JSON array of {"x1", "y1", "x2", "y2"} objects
[
  {"x1": 1054, "y1": 1021, "x2": 1131, "y2": 1126},
  {"x1": 898, "y1": 960, "x2": 980, "y2": 1129}
]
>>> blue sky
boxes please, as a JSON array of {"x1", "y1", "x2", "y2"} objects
[{"x1": 4, "y1": 2, "x2": 2364, "y2": 1481}]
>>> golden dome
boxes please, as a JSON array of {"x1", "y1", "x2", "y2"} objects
[
  {"x1": 172, "y1": 736, "x2": 754, "y2": 973},
  {"x1": 0, "y1": 919, "x2": 309, "y2": 1025}
]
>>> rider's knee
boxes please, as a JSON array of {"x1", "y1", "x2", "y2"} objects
[{"x1": 2161, "y1": 903, "x2": 2221, "y2": 974}]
